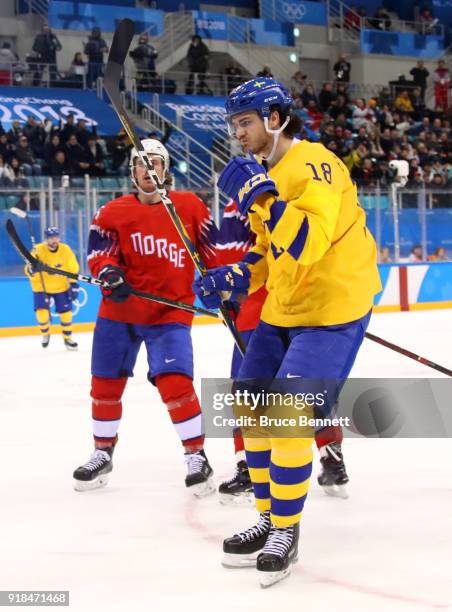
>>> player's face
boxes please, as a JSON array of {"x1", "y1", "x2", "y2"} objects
[
  {"x1": 229, "y1": 111, "x2": 270, "y2": 155},
  {"x1": 47, "y1": 236, "x2": 60, "y2": 250},
  {"x1": 134, "y1": 155, "x2": 165, "y2": 191}
]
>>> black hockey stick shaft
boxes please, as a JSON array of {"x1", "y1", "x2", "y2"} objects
[
  {"x1": 365, "y1": 331, "x2": 452, "y2": 377},
  {"x1": 103, "y1": 19, "x2": 246, "y2": 356},
  {"x1": 6, "y1": 219, "x2": 219, "y2": 319}
]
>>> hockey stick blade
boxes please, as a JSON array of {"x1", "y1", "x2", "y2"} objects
[{"x1": 6, "y1": 219, "x2": 218, "y2": 318}]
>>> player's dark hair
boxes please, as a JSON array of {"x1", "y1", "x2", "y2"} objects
[{"x1": 269, "y1": 104, "x2": 302, "y2": 138}]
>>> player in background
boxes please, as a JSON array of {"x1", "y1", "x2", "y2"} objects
[
  {"x1": 194, "y1": 78, "x2": 381, "y2": 586},
  {"x1": 216, "y1": 200, "x2": 349, "y2": 504},
  {"x1": 73, "y1": 139, "x2": 219, "y2": 497},
  {"x1": 25, "y1": 226, "x2": 79, "y2": 350}
]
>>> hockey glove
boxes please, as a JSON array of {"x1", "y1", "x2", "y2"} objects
[
  {"x1": 98, "y1": 266, "x2": 132, "y2": 303},
  {"x1": 218, "y1": 157, "x2": 278, "y2": 216},
  {"x1": 68, "y1": 283, "x2": 79, "y2": 302},
  {"x1": 192, "y1": 264, "x2": 250, "y2": 310}
]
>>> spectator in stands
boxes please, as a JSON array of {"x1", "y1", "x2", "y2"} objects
[
  {"x1": 318, "y1": 82, "x2": 337, "y2": 112},
  {"x1": 64, "y1": 134, "x2": 86, "y2": 176},
  {"x1": 410, "y1": 87, "x2": 426, "y2": 118},
  {"x1": 15, "y1": 136, "x2": 41, "y2": 176},
  {"x1": 379, "y1": 247, "x2": 392, "y2": 263},
  {"x1": 44, "y1": 134, "x2": 63, "y2": 172},
  {"x1": 428, "y1": 247, "x2": 448, "y2": 261},
  {"x1": 0, "y1": 42, "x2": 17, "y2": 86},
  {"x1": 351, "y1": 156, "x2": 382, "y2": 187},
  {"x1": 68, "y1": 52, "x2": 87, "y2": 87},
  {"x1": 434, "y1": 60, "x2": 450, "y2": 112},
  {"x1": 419, "y1": 7, "x2": 438, "y2": 34},
  {"x1": 0, "y1": 154, "x2": 14, "y2": 186},
  {"x1": 301, "y1": 84, "x2": 317, "y2": 108},
  {"x1": 377, "y1": 86, "x2": 393, "y2": 108},
  {"x1": 352, "y1": 98, "x2": 375, "y2": 132},
  {"x1": 60, "y1": 114, "x2": 77, "y2": 144},
  {"x1": 75, "y1": 118, "x2": 93, "y2": 148},
  {"x1": 22, "y1": 116, "x2": 45, "y2": 157},
  {"x1": 32, "y1": 24, "x2": 61, "y2": 87},
  {"x1": 428, "y1": 173, "x2": 450, "y2": 207},
  {"x1": 256, "y1": 65, "x2": 273, "y2": 78},
  {"x1": 410, "y1": 60, "x2": 429, "y2": 100},
  {"x1": 0, "y1": 132, "x2": 12, "y2": 162},
  {"x1": 50, "y1": 150, "x2": 71, "y2": 177},
  {"x1": 224, "y1": 63, "x2": 244, "y2": 93},
  {"x1": 83, "y1": 135, "x2": 105, "y2": 176},
  {"x1": 333, "y1": 54, "x2": 351, "y2": 83},
  {"x1": 369, "y1": 7, "x2": 392, "y2": 31},
  {"x1": 108, "y1": 131, "x2": 131, "y2": 177},
  {"x1": 130, "y1": 33, "x2": 158, "y2": 91},
  {"x1": 409, "y1": 245, "x2": 424, "y2": 262},
  {"x1": 291, "y1": 70, "x2": 307, "y2": 94},
  {"x1": 84, "y1": 27, "x2": 108, "y2": 89},
  {"x1": 395, "y1": 90, "x2": 414, "y2": 114},
  {"x1": 185, "y1": 35, "x2": 210, "y2": 95},
  {"x1": 7, "y1": 120, "x2": 22, "y2": 146}
]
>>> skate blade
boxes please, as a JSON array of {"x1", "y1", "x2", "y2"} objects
[
  {"x1": 65, "y1": 344, "x2": 78, "y2": 351},
  {"x1": 321, "y1": 483, "x2": 349, "y2": 499},
  {"x1": 258, "y1": 555, "x2": 298, "y2": 588},
  {"x1": 73, "y1": 474, "x2": 109, "y2": 492},
  {"x1": 219, "y1": 491, "x2": 255, "y2": 507},
  {"x1": 222, "y1": 551, "x2": 259, "y2": 568},
  {"x1": 189, "y1": 476, "x2": 216, "y2": 498}
]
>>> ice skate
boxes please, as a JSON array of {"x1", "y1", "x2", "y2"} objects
[
  {"x1": 222, "y1": 511, "x2": 271, "y2": 568},
  {"x1": 318, "y1": 442, "x2": 349, "y2": 499},
  {"x1": 219, "y1": 460, "x2": 254, "y2": 506},
  {"x1": 257, "y1": 522, "x2": 299, "y2": 588},
  {"x1": 185, "y1": 450, "x2": 215, "y2": 497},
  {"x1": 64, "y1": 337, "x2": 78, "y2": 351},
  {"x1": 41, "y1": 334, "x2": 50, "y2": 348},
  {"x1": 73, "y1": 448, "x2": 113, "y2": 491}
]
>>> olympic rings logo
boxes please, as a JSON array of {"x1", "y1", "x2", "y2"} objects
[
  {"x1": 282, "y1": 1, "x2": 307, "y2": 21},
  {"x1": 72, "y1": 286, "x2": 88, "y2": 317}
]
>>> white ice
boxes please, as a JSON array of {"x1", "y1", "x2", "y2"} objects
[{"x1": 1, "y1": 310, "x2": 452, "y2": 612}]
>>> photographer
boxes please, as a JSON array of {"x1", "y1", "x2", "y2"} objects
[
  {"x1": 130, "y1": 34, "x2": 158, "y2": 91},
  {"x1": 32, "y1": 24, "x2": 62, "y2": 86}
]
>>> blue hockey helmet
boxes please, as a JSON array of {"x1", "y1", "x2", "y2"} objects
[
  {"x1": 225, "y1": 77, "x2": 293, "y2": 125},
  {"x1": 225, "y1": 77, "x2": 294, "y2": 161},
  {"x1": 45, "y1": 226, "x2": 60, "y2": 237}
]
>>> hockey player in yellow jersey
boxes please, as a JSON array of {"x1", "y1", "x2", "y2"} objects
[
  {"x1": 193, "y1": 78, "x2": 382, "y2": 587},
  {"x1": 25, "y1": 226, "x2": 80, "y2": 350}
]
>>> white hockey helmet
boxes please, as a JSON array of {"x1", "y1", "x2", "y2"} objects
[{"x1": 129, "y1": 138, "x2": 170, "y2": 172}]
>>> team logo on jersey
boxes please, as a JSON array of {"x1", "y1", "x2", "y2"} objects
[{"x1": 131, "y1": 232, "x2": 186, "y2": 268}]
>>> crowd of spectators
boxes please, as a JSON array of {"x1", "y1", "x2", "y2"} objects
[
  {"x1": 0, "y1": 114, "x2": 135, "y2": 188},
  {"x1": 286, "y1": 59, "x2": 452, "y2": 203}
]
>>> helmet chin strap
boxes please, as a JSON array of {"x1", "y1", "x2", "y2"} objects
[
  {"x1": 131, "y1": 175, "x2": 159, "y2": 197},
  {"x1": 261, "y1": 116, "x2": 290, "y2": 162}
]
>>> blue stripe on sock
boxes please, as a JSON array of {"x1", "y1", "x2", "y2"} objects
[
  {"x1": 287, "y1": 217, "x2": 309, "y2": 260},
  {"x1": 246, "y1": 449, "x2": 271, "y2": 469},
  {"x1": 271, "y1": 494, "x2": 307, "y2": 517},
  {"x1": 270, "y1": 462, "x2": 312, "y2": 485},
  {"x1": 63, "y1": 331, "x2": 72, "y2": 336},
  {"x1": 253, "y1": 482, "x2": 270, "y2": 499}
]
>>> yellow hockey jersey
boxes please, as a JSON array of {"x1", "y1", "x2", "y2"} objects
[
  {"x1": 244, "y1": 140, "x2": 382, "y2": 327},
  {"x1": 25, "y1": 242, "x2": 79, "y2": 294}
]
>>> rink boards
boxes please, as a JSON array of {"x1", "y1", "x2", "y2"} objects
[{"x1": 1, "y1": 262, "x2": 452, "y2": 337}]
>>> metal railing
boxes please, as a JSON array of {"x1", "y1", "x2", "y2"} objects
[{"x1": 0, "y1": 62, "x2": 87, "y2": 89}]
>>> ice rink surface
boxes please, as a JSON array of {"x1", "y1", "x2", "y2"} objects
[{"x1": 1, "y1": 309, "x2": 452, "y2": 612}]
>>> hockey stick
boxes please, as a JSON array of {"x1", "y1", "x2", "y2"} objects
[
  {"x1": 365, "y1": 331, "x2": 452, "y2": 377},
  {"x1": 6, "y1": 219, "x2": 219, "y2": 319},
  {"x1": 10, "y1": 206, "x2": 52, "y2": 319},
  {"x1": 103, "y1": 18, "x2": 246, "y2": 356}
]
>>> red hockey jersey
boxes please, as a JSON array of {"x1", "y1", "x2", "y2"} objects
[{"x1": 88, "y1": 191, "x2": 218, "y2": 326}]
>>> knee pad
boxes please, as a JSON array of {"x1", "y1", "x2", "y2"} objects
[
  {"x1": 155, "y1": 373, "x2": 195, "y2": 407},
  {"x1": 91, "y1": 376, "x2": 127, "y2": 402}
]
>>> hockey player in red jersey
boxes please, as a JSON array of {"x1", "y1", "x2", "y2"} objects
[
  {"x1": 73, "y1": 139, "x2": 218, "y2": 496},
  {"x1": 217, "y1": 200, "x2": 349, "y2": 503}
]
